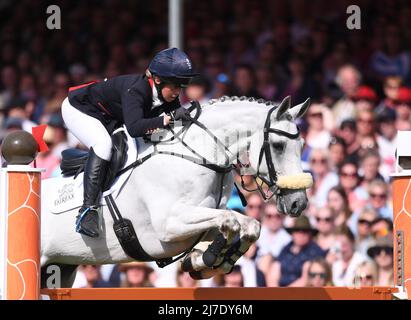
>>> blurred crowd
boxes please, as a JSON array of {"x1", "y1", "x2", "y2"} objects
[{"x1": 1, "y1": 0, "x2": 409, "y2": 288}]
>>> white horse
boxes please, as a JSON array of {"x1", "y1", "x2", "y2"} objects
[{"x1": 40, "y1": 96, "x2": 313, "y2": 287}]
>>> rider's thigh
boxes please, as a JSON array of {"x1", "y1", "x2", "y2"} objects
[{"x1": 61, "y1": 97, "x2": 112, "y2": 160}]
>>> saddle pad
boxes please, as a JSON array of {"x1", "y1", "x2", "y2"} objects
[{"x1": 47, "y1": 128, "x2": 138, "y2": 214}]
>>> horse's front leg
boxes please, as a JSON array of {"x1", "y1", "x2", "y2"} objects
[
  {"x1": 153, "y1": 204, "x2": 241, "y2": 271},
  {"x1": 217, "y1": 212, "x2": 261, "y2": 274}
]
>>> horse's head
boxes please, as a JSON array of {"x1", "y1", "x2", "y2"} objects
[{"x1": 248, "y1": 96, "x2": 313, "y2": 217}]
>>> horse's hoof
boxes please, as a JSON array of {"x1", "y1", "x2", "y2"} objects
[{"x1": 181, "y1": 255, "x2": 194, "y2": 272}]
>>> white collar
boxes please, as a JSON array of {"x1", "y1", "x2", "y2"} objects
[{"x1": 151, "y1": 83, "x2": 163, "y2": 108}]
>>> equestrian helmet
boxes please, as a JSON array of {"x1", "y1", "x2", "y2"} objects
[{"x1": 149, "y1": 48, "x2": 198, "y2": 87}]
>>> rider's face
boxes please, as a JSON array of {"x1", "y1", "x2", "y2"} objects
[{"x1": 154, "y1": 77, "x2": 181, "y2": 102}]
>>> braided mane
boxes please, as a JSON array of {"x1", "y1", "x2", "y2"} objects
[{"x1": 207, "y1": 95, "x2": 277, "y2": 107}]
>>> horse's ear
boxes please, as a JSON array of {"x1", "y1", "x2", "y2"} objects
[
  {"x1": 289, "y1": 98, "x2": 311, "y2": 120},
  {"x1": 276, "y1": 96, "x2": 291, "y2": 120}
]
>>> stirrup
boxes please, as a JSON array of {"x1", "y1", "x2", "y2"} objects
[{"x1": 75, "y1": 206, "x2": 100, "y2": 238}]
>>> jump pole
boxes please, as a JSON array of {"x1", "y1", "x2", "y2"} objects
[{"x1": 0, "y1": 129, "x2": 46, "y2": 300}]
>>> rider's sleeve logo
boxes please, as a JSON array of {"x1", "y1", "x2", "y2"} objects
[
  {"x1": 46, "y1": 5, "x2": 61, "y2": 30},
  {"x1": 346, "y1": 5, "x2": 361, "y2": 30}
]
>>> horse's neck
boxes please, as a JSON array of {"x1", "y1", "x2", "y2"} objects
[{"x1": 178, "y1": 100, "x2": 267, "y2": 165}]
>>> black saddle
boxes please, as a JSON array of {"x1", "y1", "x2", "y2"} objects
[{"x1": 60, "y1": 130, "x2": 129, "y2": 191}]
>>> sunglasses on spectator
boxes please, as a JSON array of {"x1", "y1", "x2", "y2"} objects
[
  {"x1": 310, "y1": 158, "x2": 327, "y2": 164},
  {"x1": 265, "y1": 214, "x2": 281, "y2": 219},
  {"x1": 370, "y1": 193, "x2": 387, "y2": 200},
  {"x1": 248, "y1": 204, "x2": 262, "y2": 209},
  {"x1": 358, "y1": 274, "x2": 374, "y2": 281},
  {"x1": 316, "y1": 217, "x2": 333, "y2": 223},
  {"x1": 308, "y1": 272, "x2": 326, "y2": 279},
  {"x1": 308, "y1": 112, "x2": 323, "y2": 118},
  {"x1": 357, "y1": 118, "x2": 374, "y2": 124},
  {"x1": 374, "y1": 247, "x2": 393, "y2": 256},
  {"x1": 341, "y1": 171, "x2": 357, "y2": 178},
  {"x1": 358, "y1": 219, "x2": 374, "y2": 226}
]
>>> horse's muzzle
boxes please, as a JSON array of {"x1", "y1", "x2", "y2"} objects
[{"x1": 277, "y1": 189, "x2": 308, "y2": 217}]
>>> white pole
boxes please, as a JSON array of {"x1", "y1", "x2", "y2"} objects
[{"x1": 169, "y1": 0, "x2": 183, "y2": 49}]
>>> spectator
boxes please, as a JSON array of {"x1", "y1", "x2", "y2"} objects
[
  {"x1": 338, "y1": 161, "x2": 368, "y2": 213},
  {"x1": 3, "y1": 97, "x2": 37, "y2": 133},
  {"x1": 328, "y1": 136, "x2": 347, "y2": 172},
  {"x1": 35, "y1": 125, "x2": 62, "y2": 179},
  {"x1": 370, "y1": 25, "x2": 411, "y2": 81},
  {"x1": 366, "y1": 179, "x2": 392, "y2": 220},
  {"x1": 355, "y1": 110, "x2": 376, "y2": 147},
  {"x1": 184, "y1": 75, "x2": 212, "y2": 106},
  {"x1": 245, "y1": 193, "x2": 264, "y2": 221},
  {"x1": 366, "y1": 235, "x2": 394, "y2": 286},
  {"x1": 211, "y1": 73, "x2": 231, "y2": 99},
  {"x1": 332, "y1": 65, "x2": 361, "y2": 125},
  {"x1": 326, "y1": 186, "x2": 352, "y2": 228},
  {"x1": 359, "y1": 150, "x2": 385, "y2": 191},
  {"x1": 257, "y1": 202, "x2": 291, "y2": 260},
  {"x1": 338, "y1": 119, "x2": 361, "y2": 163},
  {"x1": 256, "y1": 202, "x2": 291, "y2": 277},
  {"x1": 222, "y1": 265, "x2": 244, "y2": 287},
  {"x1": 176, "y1": 268, "x2": 199, "y2": 288},
  {"x1": 282, "y1": 55, "x2": 321, "y2": 104},
  {"x1": 375, "y1": 108, "x2": 397, "y2": 179},
  {"x1": 371, "y1": 217, "x2": 393, "y2": 238},
  {"x1": 353, "y1": 260, "x2": 378, "y2": 287},
  {"x1": 352, "y1": 86, "x2": 378, "y2": 113},
  {"x1": 353, "y1": 208, "x2": 378, "y2": 255},
  {"x1": 305, "y1": 104, "x2": 332, "y2": 149},
  {"x1": 305, "y1": 258, "x2": 333, "y2": 287},
  {"x1": 314, "y1": 206, "x2": 337, "y2": 252},
  {"x1": 78, "y1": 265, "x2": 111, "y2": 288},
  {"x1": 307, "y1": 148, "x2": 339, "y2": 208},
  {"x1": 41, "y1": 112, "x2": 70, "y2": 161},
  {"x1": 328, "y1": 226, "x2": 369, "y2": 286},
  {"x1": 395, "y1": 87, "x2": 411, "y2": 130},
  {"x1": 376, "y1": 76, "x2": 402, "y2": 112},
  {"x1": 237, "y1": 243, "x2": 266, "y2": 287},
  {"x1": 267, "y1": 215, "x2": 326, "y2": 287},
  {"x1": 255, "y1": 63, "x2": 282, "y2": 100},
  {"x1": 119, "y1": 262, "x2": 154, "y2": 288},
  {"x1": 230, "y1": 64, "x2": 259, "y2": 98}
]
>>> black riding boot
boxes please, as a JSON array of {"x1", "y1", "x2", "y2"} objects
[{"x1": 75, "y1": 148, "x2": 109, "y2": 238}]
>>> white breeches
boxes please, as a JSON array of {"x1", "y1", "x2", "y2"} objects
[{"x1": 61, "y1": 97, "x2": 113, "y2": 161}]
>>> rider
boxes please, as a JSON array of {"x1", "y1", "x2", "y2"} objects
[{"x1": 61, "y1": 48, "x2": 198, "y2": 238}]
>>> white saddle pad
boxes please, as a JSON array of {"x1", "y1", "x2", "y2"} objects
[{"x1": 47, "y1": 128, "x2": 138, "y2": 214}]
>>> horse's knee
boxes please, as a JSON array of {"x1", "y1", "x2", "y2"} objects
[
  {"x1": 218, "y1": 211, "x2": 240, "y2": 235},
  {"x1": 241, "y1": 218, "x2": 261, "y2": 243}
]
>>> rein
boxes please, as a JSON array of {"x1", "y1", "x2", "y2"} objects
[{"x1": 116, "y1": 100, "x2": 301, "y2": 202}]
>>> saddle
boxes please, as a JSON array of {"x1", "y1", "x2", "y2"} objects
[{"x1": 60, "y1": 130, "x2": 128, "y2": 191}]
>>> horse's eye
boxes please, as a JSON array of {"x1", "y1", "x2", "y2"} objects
[{"x1": 272, "y1": 142, "x2": 284, "y2": 152}]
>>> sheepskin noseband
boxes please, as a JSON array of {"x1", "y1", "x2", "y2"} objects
[{"x1": 276, "y1": 173, "x2": 313, "y2": 189}]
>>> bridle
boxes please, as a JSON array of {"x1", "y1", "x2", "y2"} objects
[
  {"x1": 239, "y1": 105, "x2": 300, "y2": 201},
  {"x1": 117, "y1": 101, "x2": 301, "y2": 202}
]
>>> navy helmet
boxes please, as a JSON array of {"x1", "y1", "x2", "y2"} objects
[{"x1": 149, "y1": 48, "x2": 198, "y2": 87}]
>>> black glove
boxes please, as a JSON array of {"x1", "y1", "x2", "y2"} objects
[{"x1": 172, "y1": 107, "x2": 190, "y2": 121}]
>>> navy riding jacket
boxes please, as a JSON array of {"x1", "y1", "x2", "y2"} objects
[{"x1": 67, "y1": 74, "x2": 181, "y2": 137}]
